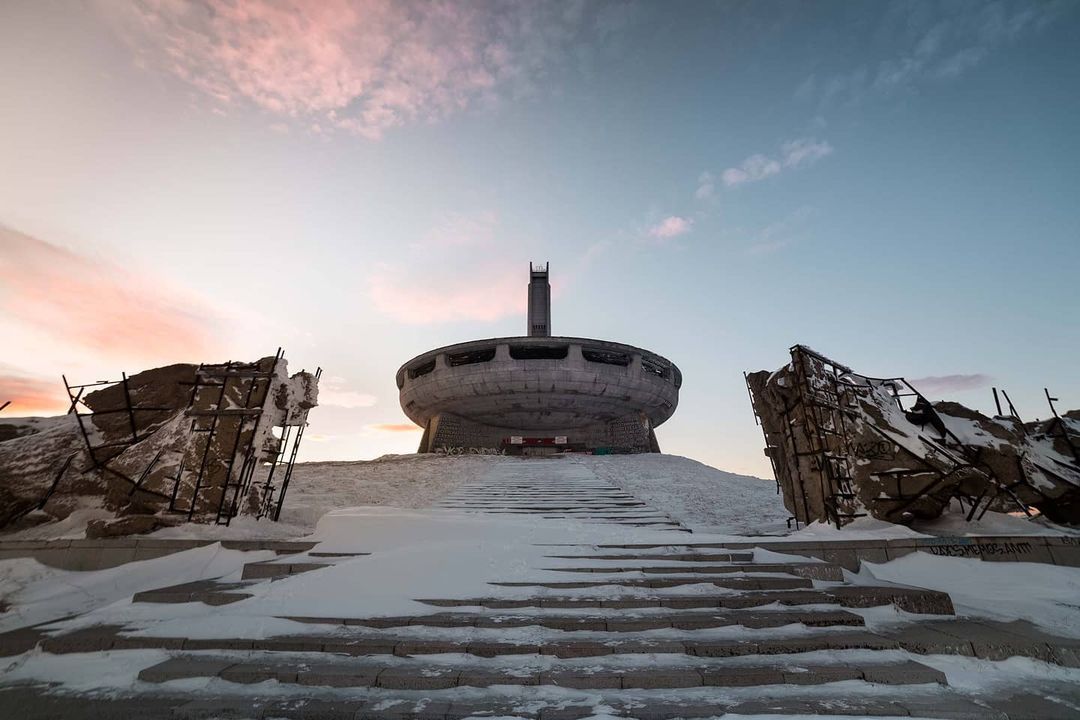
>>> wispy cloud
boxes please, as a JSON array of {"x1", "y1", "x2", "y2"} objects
[
  {"x1": 797, "y1": 2, "x2": 1069, "y2": 108},
  {"x1": 0, "y1": 226, "x2": 219, "y2": 365},
  {"x1": 722, "y1": 138, "x2": 832, "y2": 188},
  {"x1": 722, "y1": 155, "x2": 782, "y2": 188},
  {"x1": 0, "y1": 369, "x2": 67, "y2": 415},
  {"x1": 909, "y1": 373, "x2": 993, "y2": 396},
  {"x1": 648, "y1": 216, "x2": 693, "y2": 240},
  {"x1": 694, "y1": 172, "x2": 716, "y2": 200},
  {"x1": 319, "y1": 376, "x2": 377, "y2": 409},
  {"x1": 780, "y1": 138, "x2": 833, "y2": 169},
  {"x1": 97, "y1": 0, "x2": 608, "y2": 139},
  {"x1": 368, "y1": 423, "x2": 422, "y2": 433}
]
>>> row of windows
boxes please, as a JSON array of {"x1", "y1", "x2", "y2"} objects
[{"x1": 400, "y1": 344, "x2": 680, "y2": 388}]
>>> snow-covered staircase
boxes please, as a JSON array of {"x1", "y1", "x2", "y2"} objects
[
  {"x1": 2, "y1": 460, "x2": 1080, "y2": 718},
  {"x1": 434, "y1": 460, "x2": 689, "y2": 531}
]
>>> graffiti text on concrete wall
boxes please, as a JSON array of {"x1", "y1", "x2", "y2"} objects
[
  {"x1": 926, "y1": 542, "x2": 1032, "y2": 558},
  {"x1": 435, "y1": 446, "x2": 506, "y2": 456},
  {"x1": 847, "y1": 440, "x2": 895, "y2": 460}
]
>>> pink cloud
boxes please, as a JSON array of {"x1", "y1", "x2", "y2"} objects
[
  {"x1": 99, "y1": 1, "x2": 591, "y2": 139},
  {"x1": 0, "y1": 226, "x2": 219, "y2": 365},
  {"x1": 0, "y1": 370, "x2": 67, "y2": 416},
  {"x1": 368, "y1": 423, "x2": 422, "y2": 433},
  {"x1": 648, "y1": 216, "x2": 694, "y2": 240}
]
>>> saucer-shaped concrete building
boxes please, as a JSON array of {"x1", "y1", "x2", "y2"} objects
[{"x1": 397, "y1": 264, "x2": 681, "y2": 454}]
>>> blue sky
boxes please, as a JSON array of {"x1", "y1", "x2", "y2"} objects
[{"x1": 1, "y1": 0, "x2": 1078, "y2": 476}]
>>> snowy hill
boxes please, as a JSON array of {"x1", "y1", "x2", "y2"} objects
[{"x1": 269, "y1": 453, "x2": 787, "y2": 537}]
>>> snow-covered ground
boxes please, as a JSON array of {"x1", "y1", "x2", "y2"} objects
[
  {"x1": 576, "y1": 454, "x2": 790, "y2": 535},
  {"x1": 3, "y1": 451, "x2": 1073, "y2": 541},
  {"x1": 1, "y1": 455, "x2": 1079, "y2": 715}
]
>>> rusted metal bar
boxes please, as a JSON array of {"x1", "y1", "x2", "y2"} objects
[
  {"x1": 130, "y1": 448, "x2": 165, "y2": 497},
  {"x1": 168, "y1": 459, "x2": 185, "y2": 512},
  {"x1": 188, "y1": 364, "x2": 231, "y2": 520},
  {"x1": 38, "y1": 453, "x2": 77, "y2": 510}
]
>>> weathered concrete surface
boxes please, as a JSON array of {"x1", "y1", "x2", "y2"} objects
[
  {"x1": 0, "y1": 355, "x2": 319, "y2": 533},
  {"x1": 747, "y1": 345, "x2": 1080, "y2": 527},
  {"x1": 399, "y1": 336, "x2": 680, "y2": 453},
  {"x1": 0, "y1": 538, "x2": 317, "y2": 570},
  {"x1": 4, "y1": 463, "x2": 1079, "y2": 719}
]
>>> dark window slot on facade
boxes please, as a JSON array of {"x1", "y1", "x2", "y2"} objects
[
  {"x1": 510, "y1": 344, "x2": 569, "y2": 360},
  {"x1": 641, "y1": 356, "x2": 670, "y2": 379},
  {"x1": 408, "y1": 358, "x2": 437, "y2": 379},
  {"x1": 448, "y1": 347, "x2": 496, "y2": 366},
  {"x1": 582, "y1": 349, "x2": 630, "y2": 366}
]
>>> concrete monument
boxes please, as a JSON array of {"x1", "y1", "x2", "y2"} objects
[{"x1": 397, "y1": 264, "x2": 681, "y2": 454}]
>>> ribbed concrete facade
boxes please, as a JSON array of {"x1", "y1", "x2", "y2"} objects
[{"x1": 397, "y1": 336, "x2": 681, "y2": 453}]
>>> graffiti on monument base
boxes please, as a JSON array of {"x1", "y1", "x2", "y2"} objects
[
  {"x1": 434, "y1": 446, "x2": 506, "y2": 456},
  {"x1": 925, "y1": 541, "x2": 1033, "y2": 558}
]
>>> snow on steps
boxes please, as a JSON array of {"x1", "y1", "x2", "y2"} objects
[
  {"x1": 7, "y1": 684, "x2": 1076, "y2": 720},
  {"x1": 3, "y1": 461, "x2": 1080, "y2": 718}
]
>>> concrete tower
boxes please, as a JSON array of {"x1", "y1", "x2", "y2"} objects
[{"x1": 527, "y1": 262, "x2": 551, "y2": 337}]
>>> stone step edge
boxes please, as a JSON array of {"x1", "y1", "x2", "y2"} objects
[
  {"x1": 38, "y1": 629, "x2": 906, "y2": 659},
  {"x1": 488, "y1": 577, "x2": 814, "y2": 590},
  {"x1": 276, "y1": 608, "x2": 866, "y2": 631},
  {"x1": 31, "y1": 626, "x2": 1080, "y2": 666},
  {"x1": 0, "y1": 685, "x2": 1049, "y2": 720},
  {"x1": 539, "y1": 564, "x2": 844, "y2": 581},
  {"x1": 545, "y1": 553, "x2": 756, "y2": 561},
  {"x1": 137, "y1": 656, "x2": 948, "y2": 690},
  {"x1": 417, "y1": 586, "x2": 956, "y2": 614}
]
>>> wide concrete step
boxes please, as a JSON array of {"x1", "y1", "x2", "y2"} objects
[
  {"x1": 488, "y1": 576, "x2": 814, "y2": 590},
  {"x1": 441, "y1": 492, "x2": 641, "y2": 498},
  {"x1": 547, "y1": 552, "x2": 756, "y2": 562},
  {"x1": 34, "y1": 627, "x2": 943, "y2": 660},
  {"x1": 132, "y1": 580, "x2": 254, "y2": 606},
  {"x1": 419, "y1": 585, "x2": 955, "y2": 614},
  {"x1": 278, "y1": 608, "x2": 866, "y2": 631},
  {"x1": 6, "y1": 684, "x2": 1073, "y2": 720},
  {"x1": 537, "y1": 515, "x2": 674, "y2": 521},
  {"x1": 450, "y1": 507, "x2": 673, "y2": 512},
  {"x1": 30, "y1": 619, "x2": 1055, "y2": 666},
  {"x1": 241, "y1": 561, "x2": 331, "y2": 580},
  {"x1": 137, "y1": 655, "x2": 947, "y2": 690},
  {"x1": 542, "y1": 563, "x2": 844, "y2": 581}
]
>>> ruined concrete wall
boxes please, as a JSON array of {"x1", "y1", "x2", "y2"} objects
[
  {"x1": 748, "y1": 346, "x2": 1080, "y2": 528},
  {"x1": 0, "y1": 355, "x2": 319, "y2": 535}
]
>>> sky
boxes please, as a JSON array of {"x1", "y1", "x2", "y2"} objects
[{"x1": 1, "y1": 0, "x2": 1078, "y2": 477}]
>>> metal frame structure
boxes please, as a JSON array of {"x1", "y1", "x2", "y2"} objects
[
  {"x1": 62, "y1": 349, "x2": 318, "y2": 526},
  {"x1": 254, "y1": 367, "x2": 322, "y2": 522},
  {"x1": 746, "y1": 345, "x2": 1060, "y2": 529},
  {"x1": 63, "y1": 372, "x2": 176, "y2": 501}
]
